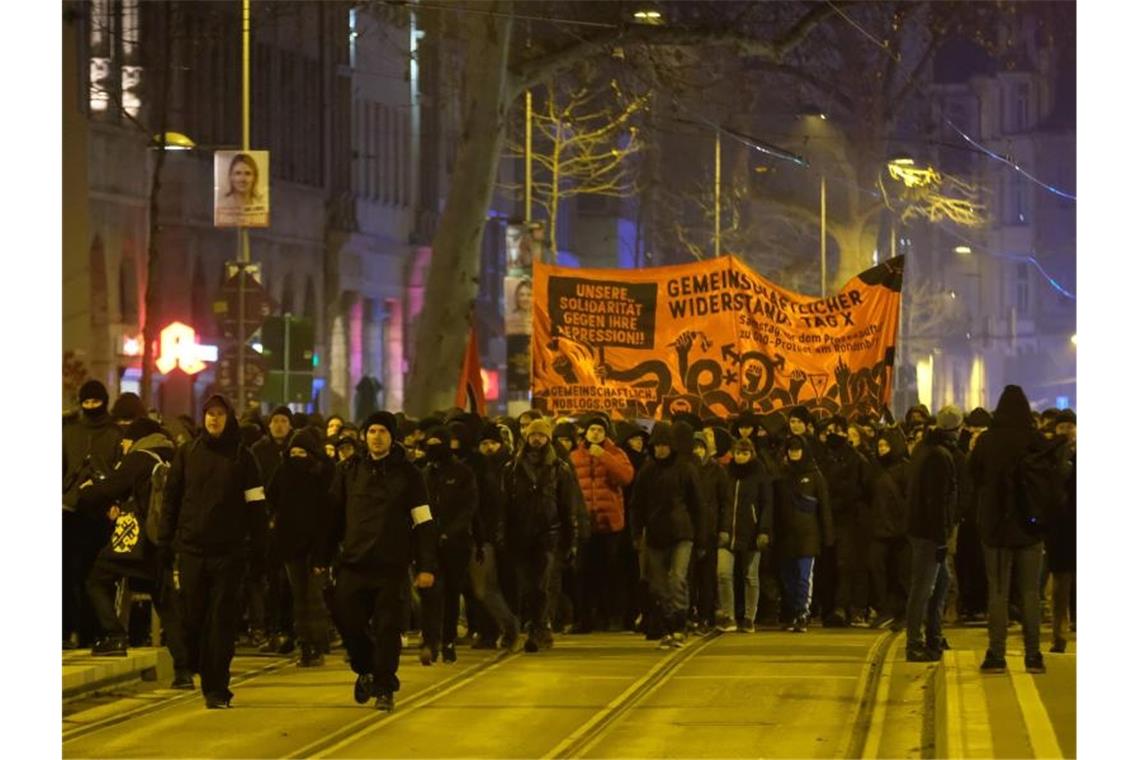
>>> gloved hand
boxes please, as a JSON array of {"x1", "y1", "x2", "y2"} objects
[
  {"x1": 717, "y1": 532, "x2": 730, "y2": 549},
  {"x1": 755, "y1": 533, "x2": 771, "y2": 550}
]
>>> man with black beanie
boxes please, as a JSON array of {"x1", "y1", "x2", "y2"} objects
[
  {"x1": 319, "y1": 411, "x2": 438, "y2": 711},
  {"x1": 63, "y1": 379, "x2": 124, "y2": 648},
  {"x1": 158, "y1": 394, "x2": 267, "y2": 708},
  {"x1": 250, "y1": 405, "x2": 296, "y2": 653}
]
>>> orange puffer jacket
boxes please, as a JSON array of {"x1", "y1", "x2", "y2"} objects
[{"x1": 570, "y1": 439, "x2": 635, "y2": 534}]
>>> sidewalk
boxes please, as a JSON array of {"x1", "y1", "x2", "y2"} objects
[
  {"x1": 936, "y1": 625, "x2": 1076, "y2": 759},
  {"x1": 62, "y1": 647, "x2": 173, "y2": 700}
]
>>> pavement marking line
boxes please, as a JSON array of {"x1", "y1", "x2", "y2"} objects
[
  {"x1": 958, "y1": 650, "x2": 996, "y2": 759},
  {"x1": 944, "y1": 651, "x2": 965, "y2": 759},
  {"x1": 835, "y1": 630, "x2": 895, "y2": 760},
  {"x1": 860, "y1": 631, "x2": 906, "y2": 760},
  {"x1": 672, "y1": 674, "x2": 858, "y2": 680},
  {"x1": 1009, "y1": 663, "x2": 1064, "y2": 759},
  {"x1": 542, "y1": 633, "x2": 721, "y2": 760},
  {"x1": 300, "y1": 653, "x2": 516, "y2": 760}
]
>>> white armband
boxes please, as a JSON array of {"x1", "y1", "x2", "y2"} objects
[
  {"x1": 244, "y1": 486, "x2": 266, "y2": 503},
  {"x1": 410, "y1": 504, "x2": 433, "y2": 526}
]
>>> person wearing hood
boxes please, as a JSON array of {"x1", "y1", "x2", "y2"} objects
[
  {"x1": 109, "y1": 392, "x2": 148, "y2": 429},
  {"x1": 689, "y1": 430, "x2": 729, "y2": 633},
  {"x1": 816, "y1": 416, "x2": 873, "y2": 627},
  {"x1": 552, "y1": 420, "x2": 578, "y2": 459},
  {"x1": 250, "y1": 405, "x2": 296, "y2": 654},
  {"x1": 866, "y1": 427, "x2": 910, "y2": 629},
  {"x1": 501, "y1": 417, "x2": 580, "y2": 652},
  {"x1": 902, "y1": 406, "x2": 966, "y2": 662},
  {"x1": 418, "y1": 426, "x2": 479, "y2": 663},
  {"x1": 774, "y1": 435, "x2": 833, "y2": 632},
  {"x1": 615, "y1": 420, "x2": 650, "y2": 631},
  {"x1": 63, "y1": 379, "x2": 125, "y2": 649},
  {"x1": 157, "y1": 394, "x2": 268, "y2": 708},
  {"x1": 629, "y1": 422, "x2": 704, "y2": 648},
  {"x1": 953, "y1": 409, "x2": 991, "y2": 623},
  {"x1": 968, "y1": 385, "x2": 1057, "y2": 675},
  {"x1": 715, "y1": 438, "x2": 773, "y2": 633},
  {"x1": 266, "y1": 427, "x2": 334, "y2": 667},
  {"x1": 1046, "y1": 410, "x2": 1076, "y2": 653},
  {"x1": 569, "y1": 414, "x2": 635, "y2": 633},
  {"x1": 318, "y1": 411, "x2": 438, "y2": 711},
  {"x1": 77, "y1": 417, "x2": 192, "y2": 687}
]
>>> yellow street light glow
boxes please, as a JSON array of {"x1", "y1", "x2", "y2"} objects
[
  {"x1": 1070, "y1": 334, "x2": 1077, "y2": 346},
  {"x1": 954, "y1": 245, "x2": 973, "y2": 254},
  {"x1": 633, "y1": 10, "x2": 664, "y2": 24},
  {"x1": 152, "y1": 131, "x2": 196, "y2": 150},
  {"x1": 889, "y1": 157, "x2": 915, "y2": 167},
  {"x1": 887, "y1": 161, "x2": 939, "y2": 188}
]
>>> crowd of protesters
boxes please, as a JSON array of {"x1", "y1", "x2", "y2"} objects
[{"x1": 63, "y1": 379, "x2": 1075, "y2": 710}]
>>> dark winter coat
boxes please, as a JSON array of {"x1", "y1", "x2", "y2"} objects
[
  {"x1": 501, "y1": 442, "x2": 580, "y2": 552},
  {"x1": 158, "y1": 397, "x2": 267, "y2": 558},
  {"x1": 868, "y1": 429, "x2": 909, "y2": 540},
  {"x1": 266, "y1": 431, "x2": 333, "y2": 562},
  {"x1": 720, "y1": 457, "x2": 774, "y2": 551},
  {"x1": 570, "y1": 438, "x2": 635, "y2": 534},
  {"x1": 322, "y1": 442, "x2": 439, "y2": 574},
  {"x1": 968, "y1": 385, "x2": 1047, "y2": 549},
  {"x1": 817, "y1": 440, "x2": 872, "y2": 523},
  {"x1": 251, "y1": 434, "x2": 290, "y2": 489},
  {"x1": 1046, "y1": 449, "x2": 1076, "y2": 572},
  {"x1": 472, "y1": 446, "x2": 509, "y2": 548},
  {"x1": 906, "y1": 428, "x2": 962, "y2": 545},
  {"x1": 774, "y1": 447, "x2": 834, "y2": 559},
  {"x1": 693, "y1": 457, "x2": 730, "y2": 548},
  {"x1": 423, "y1": 454, "x2": 478, "y2": 544},
  {"x1": 629, "y1": 451, "x2": 704, "y2": 549},
  {"x1": 63, "y1": 410, "x2": 123, "y2": 510}
]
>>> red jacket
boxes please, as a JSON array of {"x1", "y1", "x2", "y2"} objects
[{"x1": 570, "y1": 439, "x2": 635, "y2": 534}]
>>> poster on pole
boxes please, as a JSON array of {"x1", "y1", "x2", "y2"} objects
[
  {"x1": 214, "y1": 150, "x2": 270, "y2": 227},
  {"x1": 531, "y1": 255, "x2": 905, "y2": 420},
  {"x1": 505, "y1": 275, "x2": 533, "y2": 336}
]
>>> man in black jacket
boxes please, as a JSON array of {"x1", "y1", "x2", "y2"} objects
[
  {"x1": 158, "y1": 395, "x2": 267, "y2": 708},
  {"x1": 78, "y1": 417, "x2": 192, "y2": 688},
  {"x1": 501, "y1": 417, "x2": 579, "y2": 653},
  {"x1": 816, "y1": 417, "x2": 872, "y2": 627},
  {"x1": 903, "y1": 406, "x2": 964, "y2": 662},
  {"x1": 319, "y1": 411, "x2": 438, "y2": 711},
  {"x1": 251, "y1": 405, "x2": 295, "y2": 653},
  {"x1": 630, "y1": 422, "x2": 703, "y2": 648},
  {"x1": 63, "y1": 379, "x2": 124, "y2": 649}
]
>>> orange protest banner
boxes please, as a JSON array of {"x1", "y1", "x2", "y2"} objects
[{"x1": 531, "y1": 255, "x2": 905, "y2": 420}]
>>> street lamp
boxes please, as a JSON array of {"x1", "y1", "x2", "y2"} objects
[
  {"x1": 632, "y1": 9, "x2": 664, "y2": 25},
  {"x1": 151, "y1": 131, "x2": 196, "y2": 151},
  {"x1": 954, "y1": 245, "x2": 973, "y2": 255}
]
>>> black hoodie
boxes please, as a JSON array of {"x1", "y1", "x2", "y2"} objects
[
  {"x1": 267, "y1": 429, "x2": 333, "y2": 561},
  {"x1": 422, "y1": 426, "x2": 478, "y2": 544},
  {"x1": 158, "y1": 395, "x2": 267, "y2": 557},
  {"x1": 630, "y1": 423, "x2": 704, "y2": 549},
  {"x1": 720, "y1": 456, "x2": 774, "y2": 551},
  {"x1": 968, "y1": 385, "x2": 1048, "y2": 548},
  {"x1": 867, "y1": 429, "x2": 909, "y2": 539},
  {"x1": 774, "y1": 435, "x2": 834, "y2": 558},
  {"x1": 63, "y1": 407, "x2": 123, "y2": 510}
]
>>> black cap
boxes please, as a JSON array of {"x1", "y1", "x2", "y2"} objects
[
  {"x1": 363, "y1": 411, "x2": 399, "y2": 439},
  {"x1": 79, "y1": 380, "x2": 109, "y2": 405},
  {"x1": 124, "y1": 417, "x2": 163, "y2": 441},
  {"x1": 110, "y1": 392, "x2": 146, "y2": 421},
  {"x1": 269, "y1": 405, "x2": 293, "y2": 424}
]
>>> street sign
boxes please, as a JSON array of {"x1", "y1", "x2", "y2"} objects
[
  {"x1": 216, "y1": 345, "x2": 267, "y2": 400},
  {"x1": 259, "y1": 315, "x2": 315, "y2": 405},
  {"x1": 213, "y1": 263, "x2": 274, "y2": 342}
]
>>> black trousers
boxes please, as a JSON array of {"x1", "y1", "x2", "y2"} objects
[
  {"x1": 510, "y1": 542, "x2": 557, "y2": 634},
  {"x1": 333, "y1": 564, "x2": 408, "y2": 693},
  {"x1": 283, "y1": 559, "x2": 329, "y2": 648},
  {"x1": 867, "y1": 536, "x2": 910, "y2": 618},
  {"x1": 177, "y1": 553, "x2": 243, "y2": 699},
  {"x1": 817, "y1": 516, "x2": 858, "y2": 618},
  {"x1": 688, "y1": 539, "x2": 718, "y2": 626},
  {"x1": 86, "y1": 556, "x2": 191, "y2": 671},
  {"x1": 955, "y1": 521, "x2": 988, "y2": 617},
  {"x1": 579, "y1": 532, "x2": 628, "y2": 631},
  {"x1": 421, "y1": 538, "x2": 472, "y2": 650},
  {"x1": 63, "y1": 511, "x2": 110, "y2": 645}
]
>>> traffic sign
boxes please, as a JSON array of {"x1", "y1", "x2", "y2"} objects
[
  {"x1": 213, "y1": 264, "x2": 274, "y2": 342},
  {"x1": 216, "y1": 345, "x2": 267, "y2": 399}
]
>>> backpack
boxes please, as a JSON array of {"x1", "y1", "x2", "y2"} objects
[
  {"x1": 1004, "y1": 440, "x2": 1066, "y2": 536},
  {"x1": 136, "y1": 449, "x2": 172, "y2": 545}
]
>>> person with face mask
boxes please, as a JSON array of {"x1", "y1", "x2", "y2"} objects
[
  {"x1": 251, "y1": 406, "x2": 296, "y2": 654},
  {"x1": 415, "y1": 426, "x2": 479, "y2": 664},
  {"x1": 1046, "y1": 410, "x2": 1076, "y2": 653},
  {"x1": 689, "y1": 431, "x2": 729, "y2": 633},
  {"x1": 317, "y1": 411, "x2": 438, "y2": 711},
  {"x1": 157, "y1": 394, "x2": 268, "y2": 708},
  {"x1": 715, "y1": 438, "x2": 773, "y2": 633},
  {"x1": 265, "y1": 427, "x2": 333, "y2": 667},
  {"x1": 501, "y1": 418, "x2": 580, "y2": 653},
  {"x1": 775, "y1": 435, "x2": 833, "y2": 632},
  {"x1": 63, "y1": 380, "x2": 125, "y2": 649},
  {"x1": 614, "y1": 420, "x2": 650, "y2": 632},
  {"x1": 569, "y1": 415, "x2": 635, "y2": 633},
  {"x1": 866, "y1": 429, "x2": 910, "y2": 630},
  {"x1": 816, "y1": 416, "x2": 873, "y2": 627},
  {"x1": 629, "y1": 422, "x2": 704, "y2": 648}
]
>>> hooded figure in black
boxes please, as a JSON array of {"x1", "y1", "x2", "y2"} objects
[
  {"x1": 319, "y1": 411, "x2": 438, "y2": 711},
  {"x1": 866, "y1": 427, "x2": 910, "y2": 626},
  {"x1": 63, "y1": 380, "x2": 125, "y2": 648},
  {"x1": 715, "y1": 438, "x2": 773, "y2": 632},
  {"x1": 614, "y1": 420, "x2": 650, "y2": 631},
  {"x1": 418, "y1": 425, "x2": 478, "y2": 663},
  {"x1": 250, "y1": 405, "x2": 296, "y2": 653},
  {"x1": 77, "y1": 418, "x2": 191, "y2": 686},
  {"x1": 157, "y1": 394, "x2": 268, "y2": 708},
  {"x1": 501, "y1": 417, "x2": 580, "y2": 652},
  {"x1": 774, "y1": 434, "x2": 833, "y2": 632},
  {"x1": 815, "y1": 416, "x2": 873, "y2": 626},
  {"x1": 689, "y1": 431, "x2": 728, "y2": 630},
  {"x1": 629, "y1": 422, "x2": 703, "y2": 645},
  {"x1": 267, "y1": 427, "x2": 334, "y2": 666},
  {"x1": 968, "y1": 386, "x2": 1056, "y2": 673}
]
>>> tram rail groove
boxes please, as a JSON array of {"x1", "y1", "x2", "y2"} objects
[{"x1": 839, "y1": 629, "x2": 900, "y2": 759}]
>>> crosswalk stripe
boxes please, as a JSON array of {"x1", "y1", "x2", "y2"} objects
[{"x1": 1009, "y1": 665, "x2": 1064, "y2": 758}]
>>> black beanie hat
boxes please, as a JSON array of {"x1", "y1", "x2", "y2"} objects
[
  {"x1": 581, "y1": 414, "x2": 612, "y2": 437},
  {"x1": 553, "y1": 421, "x2": 578, "y2": 441},
  {"x1": 648, "y1": 421, "x2": 673, "y2": 447},
  {"x1": 363, "y1": 411, "x2": 399, "y2": 439},
  {"x1": 965, "y1": 408, "x2": 993, "y2": 428},
  {"x1": 269, "y1": 405, "x2": 293, "y2": 424},
  {"x1": 79, "y1": 379, "x2": 109, "y2": 405},
  {"x1": 787, "y1": 406, "x2": 812, "y2": 426},
  {"x1": 478, "y1": 421, "x2": 503, "y2": 444},
  {"x1": 124, "y1": 417, "x2": 162, "y2": 441},
  {"x1": 1057, "y1": 409, "x2": 1076, "y2": 425},
  {"x1": 110, "y1": 392, "x2": 146, "y2": 421}
]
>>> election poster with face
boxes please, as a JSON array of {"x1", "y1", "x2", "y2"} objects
[
  {"x1": 214, "y1": 150, "x2": 270, "y2": 228},
  {"x1": 531, "y1": 255, "x2": 905, "y2": 420}
]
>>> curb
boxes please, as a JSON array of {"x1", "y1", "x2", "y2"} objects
[{"x1": 62, "y1": 648, "x2": 173, "y2": 700}]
